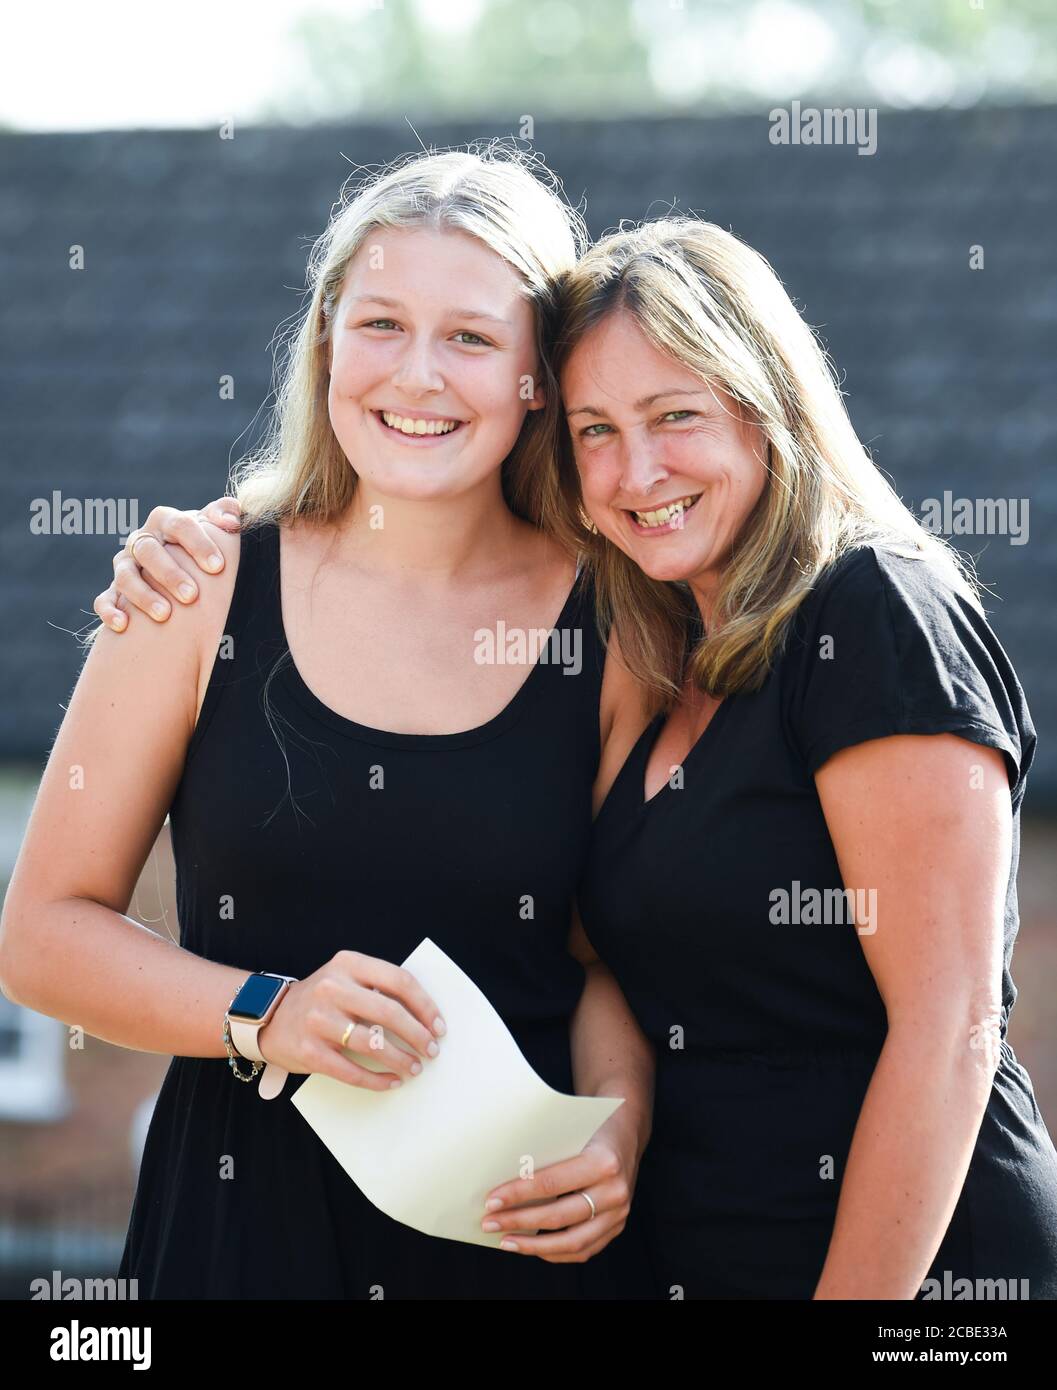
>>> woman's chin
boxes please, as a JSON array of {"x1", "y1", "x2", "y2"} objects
[
  {"x1": 629, "y1": 545, "x2": 702, "y2": 584},
  {"x1": 355, "y1": 472, "x2": 477, "y2": 504}
]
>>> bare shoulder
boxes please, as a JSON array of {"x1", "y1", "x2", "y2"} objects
[{"x1": 187, "y1": 521, "x2": 241, "y2": 618}]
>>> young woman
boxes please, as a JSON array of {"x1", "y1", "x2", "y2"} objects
[
  {"x1": 113, "y1": 214, "x2": 1057, "y2": 1301},
  {"x1": 0, "y1": 146, "x2": 658, "y2": 1300}
]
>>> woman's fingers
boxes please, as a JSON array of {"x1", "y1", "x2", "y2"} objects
[
  {"x1": 110, "y1": 503, "x2": 235, "y2": 619},
  {"x1": 147, "y1": 506, "x2": 228, "y2": 579},
  {"x1": 500, "y1": 1222, "x2": 619, "y2": 1263},
  {"x1": 335, "y1": 1017, "x2": 427, "y2": 1079},
  {"x1": 110, "y1": 546, "x2": 187, "y2": 620},
  {"x1": 479, "y1": 1145, "x2": 630, "y2": 1259},
  {"x1": 93, "y1": 586, "x2": 129, "y2": 633},
  {"x1": 483, "y1": 1187, "x2": 608, "y2": 1234},
  {"x1": 201, "y1": 495, "x2": 242, "y2": 530},
  {"x1": 485, "y1": 1147, "x2": 615, "y2": 1214},
  {"x1": 490, "y1": 1191, "x2": 627, "y2": 1260},
  {"x1": 332, "y1": 951, "x2": 446, "y2": 1057},
  {"x1": 307, "y1": 1038, "x2": 404, "y2": 1092}
]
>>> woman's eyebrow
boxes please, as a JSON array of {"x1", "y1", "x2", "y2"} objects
[
  {"x1": 566, "y1": 388, "x2": 710, "y2": 418},
  {"x1": 346, "y1": 293, "x2": 511, "y2": 326},
  {"x1": 450, "y1": 308, "x2": 513, "y2": 326}
]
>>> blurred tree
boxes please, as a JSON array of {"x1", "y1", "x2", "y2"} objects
[{"x1": 258, "y1": 0, "x2": 1057, "y2": 123}]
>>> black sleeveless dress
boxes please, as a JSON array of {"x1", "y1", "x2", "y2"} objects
[
  {"x1": 118, "y1": 518, "x2": 652, "y2": 1299},
  {"x1": 578, "y1": 543, "x2": 1057, "y2": 1300}
]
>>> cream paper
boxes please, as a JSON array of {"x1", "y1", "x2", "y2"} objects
[{"x1": 290, "y1": 937, "x2": 623, "y2": 1249}]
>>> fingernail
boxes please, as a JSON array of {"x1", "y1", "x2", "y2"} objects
[
  {"x1": 433, "y1": 1017, "x2": 446, "y2": 1036},
  {"x1": 482, "y1": 1220, "x2": 500, "y2": 1232},
  {"x1": 427, "y1": 1040, "x2": 439, "y2": 1058},
  {"x1": 178, "y1": 582, "x2": 196, "y2": 601},
  {"x1": 152, "y1": 601, "x2": 168, "y2": 618},
  {"x1": 500, "y1": 1240, "x2": 519, "y2": 1252},
  {"x1": 205, "y1": 553, "x2": 223, "y2": 571},
  {"x1": 388, "y1": 1079, "x2": 402, "y2": 1089},
  {"x1": 111, "y1": 614, "x2": 126, "y2": 630},
  {"x1": 485, "y1": 1197, "x2": 503, "y2": 1212},
  {"x1": 410, "y1": 1061, "x2": 422, "y2": 1075}
]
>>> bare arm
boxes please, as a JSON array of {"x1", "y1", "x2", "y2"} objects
[
  {"x1": 811, "y1": 733, "x2": 1009, "y2": 1299},
  {"x1": 2, "y1": 521, "x2": 446, "y2": 1090},
  {"x1": 568, "y1": 909, "x2": 654, "y2": 1171},
  {"x1": 0, "y1": 526, "x2": 244, "y2": 1056}
]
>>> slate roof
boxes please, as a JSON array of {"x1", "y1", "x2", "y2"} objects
[{"x1": 1, "y1": 109, "x2": 1054, "y2": 797}]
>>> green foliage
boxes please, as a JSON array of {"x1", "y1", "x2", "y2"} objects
[{"x1": 257, "y1": 0, "x2": 1057, "y2": 122}]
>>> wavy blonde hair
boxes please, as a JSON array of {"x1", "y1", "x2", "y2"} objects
[
  {"x1": 232, "y1": 139, "x2": 588, "y2": 538},
  {"x1": 549, "y1": 217, "x2": 980, "y2": 714}
]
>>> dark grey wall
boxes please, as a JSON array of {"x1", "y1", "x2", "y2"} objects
[{"x1": 1, "y1": 110, "x2": 1054, "y2": 795}]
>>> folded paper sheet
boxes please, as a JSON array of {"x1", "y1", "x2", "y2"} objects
[{"x1": 290, "y1": 937, "x2": 623, "y2": 1249}]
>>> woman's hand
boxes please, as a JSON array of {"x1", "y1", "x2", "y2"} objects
[
  {"x1": 479, "y1": 1111, "x2": 636, "y2": 1262},
  {"x1": 94, "y1": 497, "x2": 243, "y2": 631},
  {"x1": 257, "y1": 949, "x2": 448, "y2": 1093}
]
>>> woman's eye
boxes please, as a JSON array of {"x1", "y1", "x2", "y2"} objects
[
  {"x1": 362, "y1": 319, "x2": 399, "y2": 330},
  {"x1": 580, "y1": 423, "x2": 612, "y2": 438},
  {"x1": 661, "y1": 410, "x2": 695, "y2": 422},
  {"x1": 452, "y1": 331, "x2": 490, "y2": 346}
]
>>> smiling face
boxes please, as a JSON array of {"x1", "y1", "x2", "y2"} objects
[
  {"x1": 326, "y1": 224, "x2": 544, "y2": 504},
  {"x1": 561, "y1": 310, "x2": 770, "y2": 603}
]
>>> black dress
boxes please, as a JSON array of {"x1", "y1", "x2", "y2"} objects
[
  {"x1": 578, "y1": 543, "x2": 1057, "y2": 1300},
  {"x1": 118, "y1": 518, "x2": 652, "y2": 1299}
]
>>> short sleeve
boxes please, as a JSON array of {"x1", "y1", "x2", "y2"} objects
[{"x1": 785, "y1": 545, "x2": 1035, "y2": 793}]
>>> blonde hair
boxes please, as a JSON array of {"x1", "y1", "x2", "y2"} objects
[
  {"x1": 549, "y1": 217, "x2": 980, "y2": 714},
  {"x1": 80, "y1": 141, "x2": 585, "y2": 672},
  {"x1": 232, "y1": 140, "x2": 588, "y2": 538}
]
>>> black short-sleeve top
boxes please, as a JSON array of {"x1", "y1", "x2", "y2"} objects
[{"x1": 579, "y1": 542, "x2": 1036, "y2": 1061}]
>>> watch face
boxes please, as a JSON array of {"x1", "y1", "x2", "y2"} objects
[{"x1": 230, "y1": 974, "x2": 284, "y2": 1021}]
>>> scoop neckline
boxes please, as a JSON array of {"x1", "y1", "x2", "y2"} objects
[{"x1": 269, "y1": 521, "x2": 585, "y2": 749}]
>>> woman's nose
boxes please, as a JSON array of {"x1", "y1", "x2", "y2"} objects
[
  {"x1": 391, "y1": 339, "x2": 445, "y2": 396},
  {"x1": 621, "y1": 439, "x2": 669, "y2": 500}
]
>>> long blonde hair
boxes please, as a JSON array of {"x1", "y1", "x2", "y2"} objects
[
  {"x1": 549, "y1": 217, "x2": 980, "y2": 713},
  {"x1": 232, "y1": 139, "x2": 588, "y2": 540}
]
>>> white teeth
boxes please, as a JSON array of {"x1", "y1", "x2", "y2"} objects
[
  {"x1": 381, "y1": 411, "x2": 460, "y2": 436},
  {"x1": 632, "y1": 495, "x2": 698, "y2": 527}
]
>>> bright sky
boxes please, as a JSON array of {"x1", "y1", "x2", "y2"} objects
[
  {"x1": 0, "y1": 0, "x2": 486, "y2": 132},
  {"x1": 0, "y1": 0, "x2": 1031, "y2": 131}
]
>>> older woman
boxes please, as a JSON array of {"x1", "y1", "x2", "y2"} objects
[{"x1": 544, "y1": 218, "x2": 1057, "y2": 1299}]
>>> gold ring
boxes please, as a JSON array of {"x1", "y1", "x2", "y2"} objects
[
  {"x1": 125, "y1": 529, "x2": 159, "y2": 564},
  {"x1": 340, "y1": 1020, "x2": 355, "y2": 1049}
]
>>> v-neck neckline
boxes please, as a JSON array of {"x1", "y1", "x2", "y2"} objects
[{"x1": 638, "y1": 693, "x2": 733, "y2": 808}]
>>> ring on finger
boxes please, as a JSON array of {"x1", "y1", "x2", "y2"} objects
[
  {"x1": 125, "y1": 529, "x2": 161, "y2": 564},
  {"x1": 340, "y1": 1019, "x2": 358, "y2": 1049},
  {"x1": 576, "y1": 1190, "x2": 596, "y2": 1221}
]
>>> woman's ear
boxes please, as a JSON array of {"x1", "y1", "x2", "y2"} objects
[{"x1": 522, "y1": 370, "x2": 546, "y2": 412}]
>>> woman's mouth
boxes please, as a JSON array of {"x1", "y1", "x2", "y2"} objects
[
  {"x1": 624, "y1": 493, "x2": 702, "y2": 535},
  {"x1": 374, "y1": 409, "x2": 467, "y2": 441}
]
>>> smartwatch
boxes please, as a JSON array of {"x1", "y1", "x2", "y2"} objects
[{"x1": 227, "y1": 971, "x2": 297, "y2": 1100}]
